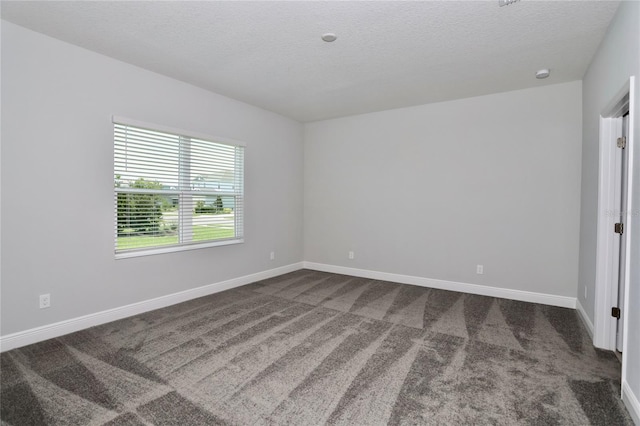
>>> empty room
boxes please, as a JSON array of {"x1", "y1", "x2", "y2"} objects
[{"x1": 1, "y1": 1, "x2": 639, "y2": 424}]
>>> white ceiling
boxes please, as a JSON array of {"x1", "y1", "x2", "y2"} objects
[{"x1": 1, "y1": 1, "x2": 619, "y2": 122}]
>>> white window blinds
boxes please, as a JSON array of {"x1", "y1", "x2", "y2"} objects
[{"x1": 114, "y1": 118, "x2": 244, "y2": 256}]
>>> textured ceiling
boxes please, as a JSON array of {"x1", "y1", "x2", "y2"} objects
[{"x1": 1, "y1": 1, "x2": 619, "y2": 122}]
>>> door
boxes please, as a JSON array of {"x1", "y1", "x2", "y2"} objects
[{"x1": 616, "y1": 112, "x2": 629, "y2": 353}]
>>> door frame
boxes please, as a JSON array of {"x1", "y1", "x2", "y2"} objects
[{"x1": 594, "y1": 77, "x2": 634, "y2": 370}]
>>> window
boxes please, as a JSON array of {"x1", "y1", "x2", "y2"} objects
[{"x1": 113, "y1": 117, "x2": 244, "y2": 258}]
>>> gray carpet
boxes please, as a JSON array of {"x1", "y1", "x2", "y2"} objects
[{"x1": 0, "y1": 270, "x2": 633, "y2": 425}]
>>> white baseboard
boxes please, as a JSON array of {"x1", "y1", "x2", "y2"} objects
[
  {"x1": 576, "y1": 299, "x2": 594, "y2": 338},
  {"x1": 303, "y1": 262, "x2": 577, "y2": 309},
  {"x1": 0, "y1": 261, "x2": 581, "y2": 352},
  {"x1": 0, "y1": 262, "x2": 304, "y2": 353},
  {"x1": 623, "y1": 381, "x2": 640, "y2": 425}
]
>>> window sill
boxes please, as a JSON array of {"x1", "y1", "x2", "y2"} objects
[{"x1": 115, "y1": 238, "x2": 244, "y2": 259}]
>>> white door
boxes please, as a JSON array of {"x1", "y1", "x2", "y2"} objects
[{"x1": 616, "y1": 112, "x2": 629, "y2": 353}]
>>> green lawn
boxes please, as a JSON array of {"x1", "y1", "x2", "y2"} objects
[{"x1": 117, "y1": 224, "x2": 235, "y2": 251}]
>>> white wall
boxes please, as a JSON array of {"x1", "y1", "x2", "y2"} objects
[
  {"x1": 305, "y1": 81, "x2": 582, "y2": 299},
  {"x1": 580, "y1": 1, "x2": 640, "y2": 420},
  {"x1": 0, "y1": 22, "x2": 304, "y2": 336}
]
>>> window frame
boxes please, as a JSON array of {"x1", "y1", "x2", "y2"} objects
[{"x1": 113, "y1": 116, "x2": 245, "y2": 259}]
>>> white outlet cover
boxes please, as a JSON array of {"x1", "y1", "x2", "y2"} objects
[{"x1": 39, "y1": 294, "x2": 51, "y2": 308}]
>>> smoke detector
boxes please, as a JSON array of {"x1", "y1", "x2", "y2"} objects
[
  {"x1": 321, "y1": 33, "x2": 337, "y2": 42},
  {"x1": 536, "y1": 69, "x2": 551, "y2": 79}
]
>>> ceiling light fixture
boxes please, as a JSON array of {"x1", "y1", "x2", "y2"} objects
[
  {"x1": 321, "y1": 33, "x2": 337, "y2": 42},
  {"x1": 536, "y1": 69, "x2": 551, "y2": 79},
  {"x1": 498, "y1": 0, "x2": 520, "y2": 6}
]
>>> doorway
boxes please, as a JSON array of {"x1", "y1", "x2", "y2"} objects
[{"x1": 593, "y1": 77, "x2": 634, "y2": 356}]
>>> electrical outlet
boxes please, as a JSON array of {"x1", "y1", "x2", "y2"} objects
[
  {"x1": 270, "y1": 251, "x2": 275, "y2": 261},
  {"x1": 476, "y1": 265, "x2": 484, "y2": 275},
  {"x1": 348, "y1": 251, "x2": 355, "y2": 260},
  {"x1": 39, "y1": 294, "x2": 51, "y2": 309}
]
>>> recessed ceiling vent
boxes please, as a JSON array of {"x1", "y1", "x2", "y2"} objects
[{"x1": 499, "y1": 0, "x2": 520, "y2": 6}]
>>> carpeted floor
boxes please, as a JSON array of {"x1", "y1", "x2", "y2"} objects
[{"x1": 0, "y1": 269, "x2": 633, "y2": 425}]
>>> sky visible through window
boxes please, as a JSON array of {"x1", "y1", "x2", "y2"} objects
[{"x1": 115, "y1": 127, "x2": 237, "y2": 191}]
